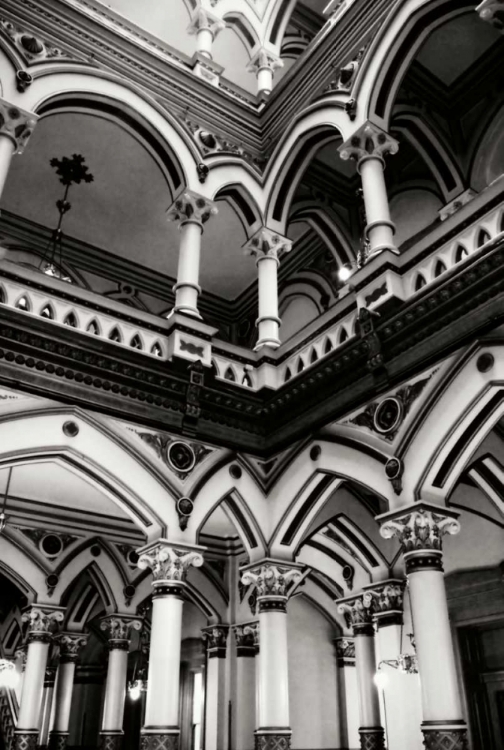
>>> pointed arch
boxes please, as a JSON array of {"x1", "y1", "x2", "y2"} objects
[{"x1": 213, "y1": 183, "x2": 263, "y2": 238}]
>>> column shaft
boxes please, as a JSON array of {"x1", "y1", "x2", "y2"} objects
[
  {"x1": 257, "y1": 67, "x2": 273, "y2": 94},
  {"x1": 359, "y1": 157, "x2": 395, "y2": 255},
  {"x1": 197, "y1": 27, "x2": 213, "y2": 58},
  {"x1": 205, "y1": 656, "x2": 227, "y2": 750},
  {"x1": 174, "y1": 221, "x2": 203, "y2": 317},
  {"x1": 256, "y1": 255, "x2": 280, "y2": 349},
  {"x1": 102, "y1": 648, "x2": 128, "y2": 732},
  {"x1": 354, "y1": 634, "x2": 380, "y2": 728},
  {"x1": 18, "y1": 641, "x2": 50, "y2": 730},
  {"x1": 258, "y1": 610, "x2": 289, "y2": 728}
]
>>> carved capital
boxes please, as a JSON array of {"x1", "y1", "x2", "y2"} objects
[
  {"x1": 202, "y1": 624, "x2": 229, "y2": 656},
  {"x1": 188, "y1": 8, "x2": 225, "y2": 38},
  {"x1": 334, "y1": 637, "x2": 355, "y2": 665},
  {"x1": 337, "y1": 593, "x2": 374, "y2": 635},
  {"x1": 476, "y1": 0, "x2": 504, "y2": 31},
  {"x1": 137, "y1": 540, "x2": 205, "y2": 585},
  {"x1": 232, "y1": 622, "x2": 257, "y2": 655},
  {"x1": 22, "y1": 606, "x2": 65, "y2": 638},
  {"x1": 0, "y1": 98, "x2": 37, "y2": 154},
  {"x1": 247, "y1": 47, "x2": 283, "y2": 75},
  {"x1": 166, "y1": 191, "x2": 218, "y2": 228},
  {"x1": 244, "y1": 228, "x2": 292, "y2": 262},
  {"x1": 99, "y1": 616, "x2": 142, "y2": 647},
  {"x1": 56, "y1": 632, "x2": 88, "y2": 662},
  {"x1": 339, "y1": 122, "x2": 398, "y2": 166},
  {"x1": 241, "y1": 560, "x2": 303, "y2": 601},
  {"x1": 379, "y1": 503, "x2": 461, "y2": 556},
  {"x1": 362, "y1": 579, "x2": 406, "y2": 615}
]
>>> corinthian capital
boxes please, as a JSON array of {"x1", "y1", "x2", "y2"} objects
[
  {"x1": 241, "y1": 559, "x2": 303, "y2": 607},
  {"x1": 166, "y1": 190, "x2": 218, "y2": 228},
  {"x1": 247, "y1": 47, "x2": 283, "y2": 75},
  {"x1": 137, "y1": 539, "x2": 205, "y2": 586},
  {"x1": 202, "y1": 624, "x2": 229, "y2": 657},
  {"x1": 336, "y1": 593, "x2": 374, "y2": 635},
  {"x1": 22, "y1": 606, "x2": 65, "y2": 641},
  {"x1": 476, "y1": 0, "x2": 504, "y2": 31},
  {"x1": 57, "y1": 632, "x2": 88, "y2": 662},
  {"x1": 188, "y1": 7, "x2": 226, "y2": 38},
  {"x1": 100, "y1": 616, "x2": 142, "y2": 649},
  {"x1": 378, "y1": 503, "x2": 460, "y2": 555},
  {"x1": 244, "y1": 228, "x2": 292, "y2": 262},
  {"x1": 339, "y1": 122, "x2": 398, "y2": 166},
  {"x1": 0, "y1": 98, "x2": 38, "y2": 154},
  {"x1": 362, "y1": 579, "x2": 406, "y2": 617}
]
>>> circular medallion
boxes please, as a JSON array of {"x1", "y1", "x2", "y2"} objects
[
  {"x1": 167, "y1": 441, "x2": 196, "y2": 473},
  {"x1": 229, "y1": 464, "x2": 242, "y2": 479},
  {"x1": 477, "y1": 353, "x2": 494, "y2": 373},
  {"x1": 45, "y1": 573, "x2": 59, "y2": 589},
  {"x1": 62, "y1": 421, "x2": 79, "y2": 437},
  {"x1": 39, "y1": 534, "x2": 63, "y2": 558},
  {"x1": 127, "y1": 550, "x2": 139, "y2": 567},
  {"x1": 177, "y1": 497, "x2": 194, "y2": 517},
  {"x1": 385, "y1": 457, "x2": 403, "y2": 479},
  {"x1": 373, "y1": 397, "x2": 403, "y2": 434}
]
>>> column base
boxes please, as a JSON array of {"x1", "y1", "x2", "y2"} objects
[
  {"x1": 140, "y1": 728, "x2": 180, "y2": 750},
  {"x1": 421, "y1": 722, "x2": 469, "y2": 750},
  {"x1": 99, "y1": 731, "x2": 124, "y2": 750},
  {"x1": 358, "y1": 727, "x2": 386, "y2": 750},
  {"x1": 171, "y1": 305, "x2": 202, "y2": 319},
  {"x1": 14, "y1": 731, "x2": 39, "y2": 750},
  {"x1": 48, "y1": 731, "x2": 69, "y2": 750},
  {"x1": 254, "y1": 338, "x2": 281, "y2": 350},
  {"x1": 254, "y1": 729, "x2": 292, "y2": 750}
]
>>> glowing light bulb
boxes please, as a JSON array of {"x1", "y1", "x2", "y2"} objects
[
  {"x1": 338, "y1": 265, "x2": 352, "y2": 282},
  {"x1": 129, "y1": 684, "x2": 141, "y2": 701},
  {"x1": 374, "y1": 669, "x2": 389, "y2": 689}
]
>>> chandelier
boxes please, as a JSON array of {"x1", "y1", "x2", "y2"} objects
[
  {"x1": 374, "y1": 632, "x2": 418, "y2": 688},
  {"x1": 38, "y1": 154, "x2": 94, "y2": 281}
]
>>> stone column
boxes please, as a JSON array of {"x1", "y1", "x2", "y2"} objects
[
  {"x1": 99, "y1": 616, "x2": 142, "y2": 750},
  {"x1": 137, "y1": 540, "x2": 205, "y2": 750},
  {"x1": 15, "y1": 606, "x2": 65, "y2": 750},
  {"x1": 379, "y1": 503, "x2": 468, "y2": 750},
  {"x1": 39, "y1": 667, "x2": 57, "y2": 748},
  {"x1": 241, "y1": 559, "x2": 304, "y2": 750},
  {"x1": 48, "y1": 633, "x2": 88, "y2": 750},
  {"x1": 334, "y1": 638, "x2": 359, "y2": 750},
  {"x1": 244, "y1": 228, "x2": 292, "y2": 350},
  {"x1": 339, "y1": 122, "x2": 399, "y2": 259},
  {"x1": 0, "y1": 98, "x2": 37, "y2": 203},
  {"x1": 167, "y1": 191, "x2": 218, "y2": 318},
  {"x1": 232, "y1": 623, "x2": 257, "y2": 750},
  {"x1": 188, "y1": 7, "x2": 225, "y2": 59},
  {"x1": 337, "y1": 593, "x2": 385, "y2": 750},
  {"x1": 362, "y1": 580, "x2": 423, "y2": 750},
  {"x1": 202, "y1": 625, "x2": 229, "y2": 750},
  {"x1": 247, "y1": 49, "x2": 283, "y2": 95}
]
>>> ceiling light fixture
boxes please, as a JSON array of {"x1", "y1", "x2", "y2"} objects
[{"x1": 38, "y1": 154, "x2": 94, "y2": 281}]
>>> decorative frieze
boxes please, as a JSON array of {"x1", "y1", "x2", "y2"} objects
[
  {"x1": 99, "y1": 616, "x2": 142, "y2": 648},
  {"x1": 57, "y1": 632, "x2": 88, "y2": 663},
  {"x1": 98, "y1": 734, "x2": 124, "y2": 750},
  {"x1": 339, "y1": 122, "x2": 399, "y2": 165},
  {"x1": 137, "y1": 540, "x2": 205, "y2": 586},
  {"x1": 244, "y1": 228, "x2": 292, "y2": 262},
  {"x1": 0, "y1": 98, "x2": 37, "y2": 154},
  {"x1": 13, "y1": 731, "x2": 39, "y2": 750},
  {"x1": 166, "y1": 191, "x2": 218, "y2": 228}
]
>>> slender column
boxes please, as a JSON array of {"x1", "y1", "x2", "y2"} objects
[
  {"x1": 241, "y1": 559, "x2": 304, "y2": 750},
  {"x1": 339, "y1": 122, "x2": 399, "y2": 259},
  {"x1": 188, "y1": 7, "x2": 225, "y2": 59},
  {"x1": 48, "y1": 633, "x2": 88, "y2": 750},
  {"x1": 245, "y1": 228, "x2": 292, "y2": 350},
  {"x1": 379, "y1": 502, "x2": 468, "y2": 750},
  {"x1": 39, "y1": 667, "x2": 57, "y2": 748},
  {"x1": 232, "y1": 623, "x2": 257, "y2": 750},
  {"x1": 0, "y1": 98, "x2": 37, "y2": 204},
  {"x1": 15, "y1": 606, "x2": 65, "y2": 750},
  {"x1": 335, "y1": 638, "x2": 359, "y2": 750},
  {"x1": 363, "y1": 580, "x2": 423, "y2": 750},
  {"x1": 137, "y1": 539, "x2": 205, "y2": 750},
  {"x1": 167, "y1": 191, "x2": 218, "y2": 318},
  {"x1": 247, "y1": 49, "x2": 283, "y2": 95},
  {"x1": 202, "y1": 625, "x2": 229, "y2": 750},
  {"x1": 99, "y1": 616, "x2": 142, "y2": 750},
  {"x1": 337, "y1": 594, "x2": 385, "y2": 750}
]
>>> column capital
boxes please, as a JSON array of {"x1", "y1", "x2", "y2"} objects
[
  {"x1": 188, "y1": 7, "x2": 226, "y2": 38},
  {"x1": 339, "y1": 121, "x2": 399, "y2": 167},
  {"x1": 378, "y1": 503, "x2": 460, "y2": 566},
  {"x1": 336, "y1": 592, "x2": 374, "y2": 636},
  {"x1": 137, "y1": 539, "x2": 205, "y2": 588},
  {"x1": 244, "y1": 227, "x2": 292, "y2": 262},
  {"x1": 0, "y1": 98, "x2": 38, "y2": 154},
  {"x1": 476, "y1": 0, "x2": 504, "y2": 31},
  {"x1": 240, "y1": 559, "x2": 304, "y2": 612},
  {"x1": 56, "y1": 632, "x2": 88, "y2": 663},
  {"x1": 99, "y1": 615, "x2": 142, "y2": 649},
  {"x1": 247, "y1": 47, "x2": 283, "y2": 76},
  {"x1": 166, "y1": 190, "x2": 218, "y2": 229},
  {"x1": 362, "y1": 579, "x2": 406, "y2": 626},
  {"x1": 334, "y1": 636, "x2": 355, "y2": 666},
  {"x1": 202, "y1": 624, "x2": 229, "y2": 657},
  {"x1": 232, "y1": 622, "x2": 257, "y2": 656},
  {"x1": 22, "y1": 605, "x2": 65, "y2": 642}
]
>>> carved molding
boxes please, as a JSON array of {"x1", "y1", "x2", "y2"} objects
[{"x1": 0, "y1": 17, "x2": 77, "y2": 63}]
